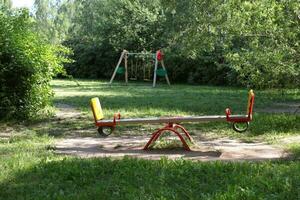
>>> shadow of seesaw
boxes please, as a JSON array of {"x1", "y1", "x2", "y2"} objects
[
  {"x1": 55, "y1": 136, "x2": 222, "y2": 160},
  {"x1": 55, "y1": 146, "x2": 222, "y2": 160}
]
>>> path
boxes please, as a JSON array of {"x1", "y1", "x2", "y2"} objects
[
  {"x1": 54, "y1": 103, "x2": 288, "y2": 161},
  {"x1": 258, "y1": 102, "x2": 300, "y2": 115},
  {"x1": 56, "y1": 136, "x2": 287, "y2": 161}
]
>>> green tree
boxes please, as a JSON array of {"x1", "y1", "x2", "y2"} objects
[
  {"x1": 34, "y1": 0, "x2": 75, "y2": 43},
  {"x1": 160, "y1": 0, "x2": 300, "y2": 88},
  {"x1": 0, "y1": 0, "x2": 12, "y2": 9},
  {"x1": 33, "y1": 0, "x2": 299, "y2": 88},
  {"x1": 34, "y1": 0, "x2": 56, "y2": 43}
]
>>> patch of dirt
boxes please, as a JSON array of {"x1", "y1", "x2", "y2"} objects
[
  {"x1": 53, "y1": 103, "x2": 288, "y2": 161},
  {"x1": 259, "y1": 102, "x2": 300, "y2": 115},
  {"x1": 0, "y1": 126, "x2": 15, "y2": 139},
  {"x1": 279, "y1": 135, "x2": 300, "y2": 145},
  {"x1": 55, "y1": 136, "x2": 287, "y2": 161},
  {"x1": 55, "y1": 103, "x2": 82, "y2": 119}
]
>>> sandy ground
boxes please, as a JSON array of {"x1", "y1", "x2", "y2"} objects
[
  {"x1": 258, "y1": 102, "x2": 300, "y2": 115},
  {"x1": 55, "y1": 136, "x2": 287, "y2": 161},
  {"x1": 54, "y1": 103, "x2": 290, "y2": 161},
  {"x1": 0, "y1": 101, "x2": 296, "y2": 161}
]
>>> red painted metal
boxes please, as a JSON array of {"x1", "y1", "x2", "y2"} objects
[
  {"x1": 96, "y1": 112, "x2": 121, "y2": 128},
  {"x1": 248, "y1": 94, "x2": 255, "y2": 120},
  {"x1": 156, "y1": 50, "x2": 164, "y2": 61},
  {"x1": 92, "y1": 91, "x2": 255, "y2": 150},
  {"x1": 113, "y1": 113, "x2": 121, "y2": 124},
  {"x1": 143, "y1": 123, "x2": 192, "y2": 151},
  {"x1": 174, "y1": 124, "x2": 192, "y2": 142},
  {"x1": 225, "y1": 93, "x2": 255, "y2": 123}
]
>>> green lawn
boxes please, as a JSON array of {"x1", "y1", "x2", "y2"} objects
[
  {"x1": 52, "y1": 79, "x2": 300, "y2": 139},
  {"x1": 0, "y1": 79, "x2": 299, "y2": 199}
]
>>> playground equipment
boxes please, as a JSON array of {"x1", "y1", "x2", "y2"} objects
[
  {"x1": 90, "y1": 90, "x2": 255, "y2": 151},
  {"x1": 109, "y1": 49, "x2": 171, "y2": 87}
]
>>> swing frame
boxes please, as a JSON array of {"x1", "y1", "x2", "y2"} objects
[{"x1": 109, "y1": 49, "x2": 171, "y2": 87}]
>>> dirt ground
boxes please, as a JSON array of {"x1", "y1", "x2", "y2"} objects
[
  {"x1": 258, "y1": 102, "x2": 300, "y2": 115},
  {"x1": 54, "y1": 103, "x2": 291, "y2": 161},
  {"x1": 55, "y1": 136, "x2": 287, "y2": 161}
]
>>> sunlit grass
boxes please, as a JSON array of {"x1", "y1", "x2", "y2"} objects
[
  {"x1": 52, "y1": 79, "x2": 300, "y2": 116},
  {"x1": 0, "y1": 132, "x2": 299, "y2": 199},
  {"x1": 0, "y1": 125, "x2": 300, "y2": 199},
  {"x1": 52, "y1": 79, "x2": 300, "y2": 140},
  {"x1": 285, "y1": 143, "x2": 300, "y2": 160},
  {"x1": 0, "y1": 79, "x2": 299, "y2": 199}
]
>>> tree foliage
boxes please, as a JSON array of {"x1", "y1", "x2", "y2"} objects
[
  {"x1": 0, "y1": 7, "x2": 70, "y2": 119},
  {"x1": 28, "y1": 0, "x2": 300, "y2": 88},
  {"x1": 0, "y1": 0, "x2": 12, "y2": 9},
  {"x1": 158, "y1": 0, "x2": 300, "y2": 88},
  {"x1": 34, "y1": 0, "x2": 75, "y2": 44}
]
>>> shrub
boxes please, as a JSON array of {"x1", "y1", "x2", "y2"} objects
[{"x1": 0, "y1": 8, "x2": 70, "y2": 119}]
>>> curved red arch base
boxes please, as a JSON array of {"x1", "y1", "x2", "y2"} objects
[{"x1": 143, "y1": 123, "x2": 192, "y2": 151}]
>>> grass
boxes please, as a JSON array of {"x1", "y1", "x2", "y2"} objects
[
  {"x1": 0, "y1": 128, "x2": 299, "y2": 200},
  {"x1": 286, "y1": 143, "x2": 300, "y2": 159},
  {"x1": 1, "y1": 154, "x2": 300, "y2": 199},
  {"x1": 52, "y1": 79, "x2": 300, "y2": 141},
  {"x1": 52, "y1": 79, "x2": 299, "y2": 117},
  {"x1": 0, "y1": 79, "x2": 299, "y2": 199}
]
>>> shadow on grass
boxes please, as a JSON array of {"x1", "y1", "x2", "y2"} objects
[
  {"x1": 56, "y1": 146, "x2": 222, "y2": 159},
  {"x1": 0, "y1": 157, "x2": 299, "y2": 199},
  {"x1": 174, "y1": 113, "x2": 300, "y2": 136},
  {"x1": 54, "y1": 92, "x2": 249, "y2": 116},
  {"x1": 28, "y1": 107, "x2": 299, "y2": 139},
  {"x1": 18, "y1": 102, "x2": 299, "y2": 140},
  {"x1": 287, "y1": 144, "x2": 300, "y2": 160},
  {"x1": 52, "y1": 80, "x2": 300, "y2": 136},
  {"x1": 249, "y1": 114, "x2": 300, "y2": 135},
  {"x1": 31, "y1": 117, "x2": 96, "y2": 138},
  {"x1": 52, "y1": 81, "x2": 300, "y2": 110}
]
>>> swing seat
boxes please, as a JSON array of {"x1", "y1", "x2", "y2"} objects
[
  {"x1": 156, "y1": 68, "x2": 167, "y2": 76},
  {"x1": 116, "y1": 67, "x2": 125, "y2": 74}
]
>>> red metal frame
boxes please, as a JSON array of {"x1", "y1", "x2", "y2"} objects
[
  {"x1": 92, "y1": 91, "x2": 255, "y2": 151},
  {"x1": 225, "y1": 93, "x2": 255, "y2": 123},
  {"x1": 143, "y1": 123, "x2": 192, "y2": 151},
  {"x1": 95, "y1": 112, "x2": 120, "y2": 127}
]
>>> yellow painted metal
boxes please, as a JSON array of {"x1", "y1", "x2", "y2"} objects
[
  {"x1": 247, "y1": 90, "x2": 254, "y2": 114},
  {"x1": 91, "y1": 97, "x2": 104, "y2": 121}
]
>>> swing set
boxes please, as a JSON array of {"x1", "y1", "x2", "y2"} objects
[{"x1": 109, "y1": 49, "x2": 171, "y2": 87}]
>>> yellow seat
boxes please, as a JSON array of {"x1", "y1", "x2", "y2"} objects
[{"x1": 91, "y1": 97, "x2": 104, "y2": 122}]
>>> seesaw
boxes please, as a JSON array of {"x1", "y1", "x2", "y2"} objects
[{"x1": 90, "y1": 90, "x2": 255, "y2": 151}]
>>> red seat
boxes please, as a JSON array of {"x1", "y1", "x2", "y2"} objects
[{"x1": 226, "y1": 90, "x2": 255, "y2": 123}]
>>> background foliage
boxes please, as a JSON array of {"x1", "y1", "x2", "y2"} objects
[
  {"x1": 33, "y1": 0, "x2": 299, "y2": 88},
  {"x1": 0, "y1": 0, "x2": 299, "y2": 119},
  {"x1": 0, "y1": 5, "x2": 69, "y2": 119}
]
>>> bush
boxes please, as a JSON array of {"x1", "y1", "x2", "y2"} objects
[
  {"x1": 63, "y1": 38, "x2": 118, "y2": 79},
  {"x1": 0, "y1": 8, "x2": 70, "y2": 119}
]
